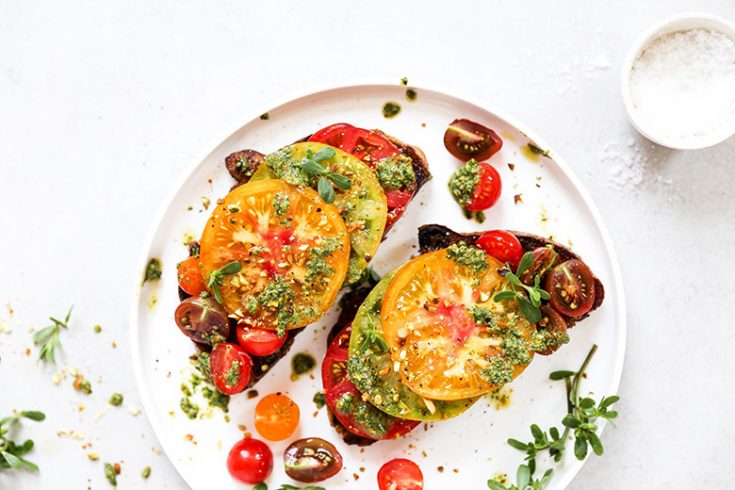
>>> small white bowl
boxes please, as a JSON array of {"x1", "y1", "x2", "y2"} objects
[{"x1": 621, "y1": 12, "x2": 735, "y2": 150}]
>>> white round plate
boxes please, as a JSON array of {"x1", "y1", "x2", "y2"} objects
[{"x1": 130, "y1": 83, "x2": 626, "y2": 490}]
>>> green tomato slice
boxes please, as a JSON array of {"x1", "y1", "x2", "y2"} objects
[
  {"x1": 348, "y1": 272, "x2": 479, "y2": 421},
  {"x1": 252, "y1": 142, "x2": 387, "y2": 284}
]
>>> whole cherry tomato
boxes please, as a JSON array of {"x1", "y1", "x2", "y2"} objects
[
  {"x1": 476, "y1": 230, "x2": 523, "y2": 268},
  {"x1": 226, "y1": 437, "x2": 273, "y2": 484}
]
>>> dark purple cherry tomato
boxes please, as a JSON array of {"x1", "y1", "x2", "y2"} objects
[
  {"x1": 444, "y1": 119, "x2": 503, "y2": 162},
  {"x1": 174, "y1": 295, "x2": 229, "y2": 345},
  {"x1": 283, "y1": 437, "x2": 343, "y2": 483},
  {"x1": 519, "y1": 247, "x2": 560, "y2": 285},
  {"x1": 545, "y1": 259, "x2": 596, "y2": 318}
]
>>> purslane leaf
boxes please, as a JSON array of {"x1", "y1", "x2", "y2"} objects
[{"x1": 317, "y1": 177, "x2": 335, "y2": 203}]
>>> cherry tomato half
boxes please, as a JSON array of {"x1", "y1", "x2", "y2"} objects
[
  {"x1": 476, "y1": 230, "x2": 523, "y2": 268},
  {"x1": 210, "y1": 342, "x2": 253, "y2": 395},
  {"x1": 545, "y1": 259, "x2": 596, "y2": 318},
  {"x1": 177, "y1": 256, "x2": 206, "y2": 296},
  {"x1": 174, "y1": 295, "x2": 229, "y2": 345},
  {"x1": 226, "y1": 437, "x2": 273, "y2": 484},
  {"x1": 254, "y1": 393, "x2": 300, "y2": 441},
  {"x1": 236, "y1": 324, "x2": 288, "y2": 357},
  {"x1": 284, "y1": 437, "x2": 343, "y2": 483},
  {"x1": 309, "y1": 123, "x2": 399, "y2": 164},
  {"x1": 443, "y1": 118, "x2": 503, "y2": 162},
  {"x1": 378, "y1": 458, "x2": 424, "y2": 490},
  {"x1": 535, "y1": 306, "x2": 568, "y2": 356},
  {"x1": 465, "y1": 162, "x2": 502, "y2": 212},
  {"x1": 519, "y1": 247, "x2": 559, "y2": 285}
]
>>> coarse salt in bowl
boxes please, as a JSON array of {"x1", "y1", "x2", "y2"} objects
[{"x1": 621, "y1": 13, "x2": 735, "y2": 149}]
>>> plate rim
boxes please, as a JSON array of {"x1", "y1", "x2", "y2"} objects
[{"x1": 129, "y1": 80, "x2": 627, "y2": 490}]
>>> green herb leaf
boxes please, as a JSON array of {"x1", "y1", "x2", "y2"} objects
[
  {"x1": 562, "y1": 414, "x2": 581, "y2": 428},
  {"x1": 493, "y1": 290, "x2": 517, "y2": 302},
  {"x1": 507, "y1": 438, "x2": 529, "y2": 451},
  {"x1": 317, "y1": 176, "x2": 335, "y2": 203},
  {"x1": 549, "y1": 370, "x2": 575, "y2": 380},
  {"x1": 300, "y1": 159, "x2": 326, "y2": 176},
  {"x1": 487, "y1": 480, "x2": 507, "y2": 490},
  {"x1": 588, "y1": 431, "x2": 604, "y2": 455},
  {"x1": 574, "y1": 436, "x2": 588, "y2": 460},
  {"x1": 253, "y1": 483, "x2": 268, "y2": 490},
  {"x1": 518, "y1": 297, "x2": 542, "y2": 323},
  {"x1": 328, "y1": 172, "x2": 351, "y2": 190},
  {"x1": 20, "y1": 411, "x2": 45, "y2": 422},
  {"x1": 517, "y1": 252, "x2": 534, "y2": 276},
  {"x1": 600, "y1": 395, "x2": 620, "y2": 409},
  {"x1": 516, "y1": 464, "x2": 531, "y2": 489},
  {"x1": 34, "y1": 307, "x2": 73, "y2": 363},
  {"x1": 313, "y1": 146, "x2": 335, "y2": 162}
]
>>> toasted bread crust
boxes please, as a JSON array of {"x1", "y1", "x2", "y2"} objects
[{"x1": 416, "y1": 224, "x2": 604, "y2": 327}]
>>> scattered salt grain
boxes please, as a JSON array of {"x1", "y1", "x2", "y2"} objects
[{"x1": 629, "y1": 28, "x2": 735, "y2": 142}]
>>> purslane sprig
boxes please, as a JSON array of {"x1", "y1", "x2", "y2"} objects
[
  {"x1": 489, "y1": 344, "x2": 620, "y2": 489},
  {"x1": 33, "y1": 306, "x2": 73, "y2": 363},
  {"x1": 299, "y1": 147, "x2": 351, "y2": 204},
  {"x1": 495, "y1": 252, "x2": 550, "y2": 323},
  {"x1": 206, "y1": 261, "x2": 243, "y2": 304},
  {"x1": 0, "y1": 410, "x2": 45, "y2": 472}
]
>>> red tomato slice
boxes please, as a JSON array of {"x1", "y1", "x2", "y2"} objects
[
  {"x1": 322, "y1": 325, "x2": 419, "y2": 440},
  {"x1": 466, "y1": 162, "x2": 502, "y2": 212},
  {"x1": 236, "y1": 324, "x2": 288, "y2": 357},
  {"x1": 384, "y1": 189, "x2": 413, "y2": 230},
  {"x1": 476, "y1": 230, "x2": 524, "y2": 268},
  {"x1": 210, "y1": 342, "x2": 253, "y2": 395},
  {"x1": 378, "y1": 458, "x2": 424, "y2": 490},
  {"x1": 309, "y1": 123, "x2": 399, "y2": 165}
]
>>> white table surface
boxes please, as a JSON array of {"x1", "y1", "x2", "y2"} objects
[{"x1": 2, "y1": 1, "x2": 734, "y2": 488}]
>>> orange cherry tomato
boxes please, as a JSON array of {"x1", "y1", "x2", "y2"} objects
[
  {"x1": 254, "y1": 393, "x2": 300, "y2": 441},
  {"x1": 177, "y1": 256, "x2": 206, "y2": 296}
]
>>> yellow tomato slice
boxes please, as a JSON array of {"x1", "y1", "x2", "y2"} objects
[
  {"x1": 381, "y1": 247, "x2": 535, "y2": 401},
  {"x1": 199, "y1": 179, "x2": 350, "y2": 332}
]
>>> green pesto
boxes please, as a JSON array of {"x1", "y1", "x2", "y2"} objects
[
  {"x1": 291, "y1": 352, "x2": 316, "y2": 377},
  {"x1": 313, "y1": 391, "x2": 326, "y2": 409},
  {"x1": 375, "y1": 154, "x2": 416, "y2": 190},
  {"x1": 501, "y1": 328, "x2": 532, "y2": 366},
  {"x1": 305, "y1": 237, "x2": 342, "y2": 283},
  {"x1": 179, "y1": 396, "x2": 200, "y2": 420},
  {"x1": 469, "y1": 305, "x2": 500, "y2": 331},
  {"x1": 104, "y1": 462, "x2": 117, "y2": 486},
  {"x1": 141, "y1": 466, "x2": 151, "y2": 479},
  {"x1": 257, "y1": 277, "x2": 297, "y2": 334},
  {"x1": 382, "y1": 101, "x2": 401, "y2": 118},
  {"x1": 179, "y1": 352, "x2": 229, "y2": 419},
  {"x1": 448, "y1": 159, "x2": 480, "y2": 207},
  {"x1": 259, "y1": 112, "x2": 270, "y2": 120},
  {"x1": 445, "y1": 241, "x2": 488, "y2": 273},
  {"x1": 108, "y1": 393, "x2": 124, "y2": 406},
  {"x1": 272, "y1": 192, "x2": 290, "y2": 217},
  {"x1": 530, "y1": 329, "x2": 570, "y2": 353},
  {"x1": 264, "y1": 147, "x2": 309, "y2": 186},
  {"x1": 246, "y1": 296, "x2": 258, "y2": 314},
  {"x1": 224, "y1": 360, "x2": 240, "y2": 388},
  {"x1": 143, "y1": 258, "x2": 162, "y2": 284},
  {"x1": 482, "y1": 356, "x2": 514, "y2": 386},
  {"x1": 406, "y1": 88, "x2": 417, "y2": 101},
  {"x1": 335, "y1": 392, "x2": 391, "y2": 438}
]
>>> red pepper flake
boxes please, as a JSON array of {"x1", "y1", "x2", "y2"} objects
[
  {"x1": 113, "y1": 463, "x2": 121, "y2": 475},
  {"x1": 353, "y1": 473, "x2": 360, "y2": 480},
  {"x1": 508, "y1": 163, "x2": 516, "y2": 171},
  {"x1": 437, "y1": 466, "x2": 445, "y2": 473},
  {"x1": 514, "y1": 194, "x2": 523, "y2": 205}
]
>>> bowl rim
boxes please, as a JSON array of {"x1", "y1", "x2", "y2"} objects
[{"x1": 620, "y1": 12, "x2": 735, "y2": 150}]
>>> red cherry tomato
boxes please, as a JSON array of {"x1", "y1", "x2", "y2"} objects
[
  {"x1": 378, "y1": 458, "x2": 424, "y2": 490},
  {"x1": 322, "y1": 325, "x2": 419, "y2": 440},
  {"x1": 545, "y1": 259, "x2": 596, "y2": 318},
  {"x1": 309, "y1": 123, "x2": 399, "y2": 164},
  {"x1": 210, "y1": 342, "x2": 253, "y2": 395},
  {"x1": 476, "y1": 230, "x2": 524, "y2": 268},
  {"x1": 226, "y1": 437, "x2": 273, "y2": 484},
  {"x1": 236, "y1": 324, "x2": 288, "y2": 357},
  {"x1": 177, "y1": 256, "x2": 206, "y2": 296},
  {"x1": 465, "y1": 162, "x2": 502, "y2": 212},
  {"x1": 443, "y1": 118, "x2": 503, "y2": 162}
]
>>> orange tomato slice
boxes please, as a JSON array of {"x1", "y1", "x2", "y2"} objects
[
  {"x1": 199, "y1": 179, "x2": 350, "y2": 331},
  {"x1": 381, "y1": 248, "x2": 535, "y2": 401}
]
